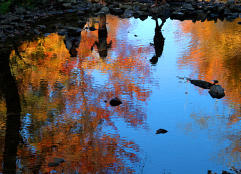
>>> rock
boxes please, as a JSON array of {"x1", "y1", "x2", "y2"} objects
[
  {"x1": 77, "y1": 10, "x2": 85, "y2": 15},
  {"x1": 156, "y1": 129, "x2": 168, "y2": 134},
  {"x1": 183, "y1": 3, "x2": 195, "y2": 11},
  {"x1": 238, "y1": 22, "x2": 241, "y2": 25},
  {"x1": 33, "y1": 29, "x2": 41, "y2": 35},
  {"x1": 123, "y1": 9, "x2": 134, "y2": 18},
  {"x1": 208, "y1": 85, "x2": 225, "y2": 99},
  {"x1": 15, "y1": 7, "x2": 26, "y2": 14},
  {"x1": 89, "y1": 26, "x2": 96, "y2": 31},
  {"x1": 66, "y1": 26, "x2": 82, "y2": 36},
  {"x1": 111, "y1": 8, "x2": 124, "y2": 15},
  {"x1": 188, "y1": 79, "x2": 215, "y2": 89},
  {"x1": 119, "y1": 4, "x2": 132, "y2": 10},
  {"x1": 171, "y1": 11, "x2": 185, "y2": 19},
  {"x1": 62, "y1": 3, "x2": 72, "y2": 8},
  {"x1": 48, "y1": 158, "x2": 65, "y2": 167},
  {"x1": 110, "y1": 97, "x2": 122, "y2": 106},
  {"x1": 226, "y1": 0, "x2": 235, "y2": 6},
  {"x1": 99, "y1": 6, "x2": 109, "y2": 14}
]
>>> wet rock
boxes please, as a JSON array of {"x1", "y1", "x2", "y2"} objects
[
  {"x1": 77, "y1": 10, "x2": 85, "y2": 15},
  {"x1": 183, "y1": 3, "x2": 195, "y2": 11},
  {"x1": 33, "y1": 29, "x2": 41, "y2": 35},
  {"x1": 62, "y1": 3, "x2": 72, "y2": 8},
  {"x1": 15, "y1": 7, "x2": 26, "y2": 14},
  {"x1": 156, "y1": 129, "x2": 168, "y2": 134},
  {"x1": 196, "y1": 10, "x2": 207, "y2": 21},
  {"x1": 48, "y1": 158, "x2": 65, "y2": 167},
  {"x1": 110, "y1": 97, "x2": 122, "y2": 106},
  {"x1": 119, "y1": 4, "x2": 132, "y2": 10},
  {"x1": 66, "y1": 27, "x2": 81, "y2": 36},
  {"x1": 99, "y1": 6, "x2": 110, "y2": 14},
  {"x1": 111, "y1": 8, "x2": 124, "y2": 15},
  {"x1": 123, "y1": 9, "x2": 134, "y2": 18},
  {"x1": 208, "y1": 85, "x2": 225, "y2": 99},
  {"x1": 171, "y1": 11, "x2": 185, "y2": 19},
  {"x1": 188, "y1": 79, "x2": 215, "y2": 89}
]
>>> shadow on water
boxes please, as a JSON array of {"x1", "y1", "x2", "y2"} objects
[{"x1": 0, "y1": 48, "x2": 21, "y2": 174}]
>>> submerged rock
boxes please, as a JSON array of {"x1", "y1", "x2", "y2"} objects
[
  {"x1": 48, "y1": 158, "x2": 65, "y2": 167},
  {"x1": 110, "y1": 97, "x2": 122, "y2": 106},
  {"x1": 208, "y1": 85, "x2": 225, "y2": 99},
  {"x1": 156, "y1": 129, "x2": 168, "y2": 134}
]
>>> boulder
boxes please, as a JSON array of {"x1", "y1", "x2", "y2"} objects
[
  {"x1": 99, "y1": 6, "x2": 110, "y2": 14},
  {"x1": 156, "y1": 129, "x2": 168, "y2": 134},
  {"x1": 208, "y1": 85, "x2": 225, "y2": 99},
  {"x1": 123, "y1": 9, "x2": 134, "y2": 18}
]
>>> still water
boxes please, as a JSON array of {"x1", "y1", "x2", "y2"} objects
[{"x1": 0, "y1": 15, "x2": 240, "y2": 173}]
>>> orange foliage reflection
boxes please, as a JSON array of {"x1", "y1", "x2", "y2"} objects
[
  {"x1": 7, "y1": 15, "x2": 153, "y2": 173},
  {"x1": 178, "y1": 19, "x2": 241, "y2": 167},
  {"x1": 178, "y1": 19, "x2": 241, "y2": 124}
]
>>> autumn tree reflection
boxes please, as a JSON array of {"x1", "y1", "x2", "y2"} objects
[{"x1": 6, "y1": 15, "x2": 153, "y2": 173}]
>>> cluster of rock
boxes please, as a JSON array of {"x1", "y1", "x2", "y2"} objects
[
  {"x1": 93, "y1": 0, "x2": 241, "y2": 21},
  {"x1": 0, "y1": 0, "x2": 240, "y2": 49}
]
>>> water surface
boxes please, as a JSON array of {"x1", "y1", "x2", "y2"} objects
[{"x1": 0, "y1": 15, "x2": 240, "y2": 174}]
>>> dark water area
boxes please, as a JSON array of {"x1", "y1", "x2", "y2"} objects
[{"x1": 0, "y1": 15, "x2": 240, "y2": 174}]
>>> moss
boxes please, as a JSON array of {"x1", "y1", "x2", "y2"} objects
[{"x1": 0, "y1": 0, "x2": 12, "y2": 14}]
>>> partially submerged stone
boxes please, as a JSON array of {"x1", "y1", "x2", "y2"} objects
[
  {"x1": 208, "y1": 85, "x2": 225, "y2": 99},
  {"x1": 110, "y1": 97, "x2": 122, "y2": 106},
  {"x1": 156, "y1": 129, "x2": 168, "y2": 134}
]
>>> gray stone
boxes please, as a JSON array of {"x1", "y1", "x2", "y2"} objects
[
  {"x1": 99, "y1": 6, "x2": 109, "y2": 14},
  {"x1": 119, "y1": 4, "x2": 132, "y2": 10},
  {"x1": 111, "y1": 8, "x2": 124, "y2": 15},
  {"x1": 123, "y1": 9, "x2": 134, "y2": 18},
  {"x1": 209, "y1": 85, "x2": 225, "y2": 99},
  {"x1": 62, "y1": 3, "x2": 72, "y2": 8}
]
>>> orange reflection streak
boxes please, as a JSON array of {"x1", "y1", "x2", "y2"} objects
[
  {"x1": 178, "y1": 19, "x2": 241, "y2": 167},
  {"x1": 178, "y1": 19, "x2": 241, "y2": 124},
  {"x1": 8, "y1": 15, "x2": 153, "y2": 173}
]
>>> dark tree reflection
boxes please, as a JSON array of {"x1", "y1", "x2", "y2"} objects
[
  {"x1": 150, "y1": 18, "x2": 166, "y2": 65},
  {"x1": 0, "y1": 48, "x2": 21, "y2": 174},
  {"x1": 92, "y1": 14, "x2": 112, "y2": 59}
]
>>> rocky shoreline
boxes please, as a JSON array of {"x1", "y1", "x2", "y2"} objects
[{"x1": 0, "y1": 0, "x2": 240, "y2": 50}]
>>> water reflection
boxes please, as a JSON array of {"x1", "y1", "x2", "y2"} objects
[
  {"x1": 92, "y1": 14, "x2": 112, "y2": 59},
  {"x1": 0, "y1": 48, "x2": 21, "y2": 173},
  {"x1": 150, "y1": 18, "x2": 166, "y2": 65},
  {"x1": 0, "y1": 15, "x2": 240, "y2": 174}
]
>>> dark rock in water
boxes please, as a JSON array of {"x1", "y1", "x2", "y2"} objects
[
  {"x1": 89, "y1": 27, "x2": 96, "y2": 31},
  {"x1": 208, "y1": 85, "x2": 225, "y2": 99},
  {"x1": 156, "y1": 129, "x2": 168, "y2": 134},
  {"x1": 110, "y1": 97, "x2": 122, "y2": 106},
  {"x1": 48, "y1": 158, "x2": 65, "y2": 167},
  {"x1": 188, "y1": 79, "x2": 216, "y2": 89}
]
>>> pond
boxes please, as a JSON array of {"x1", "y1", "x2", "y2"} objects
[{"x1": 0, "y1": 15, "x2": 240, "y2": 174}]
